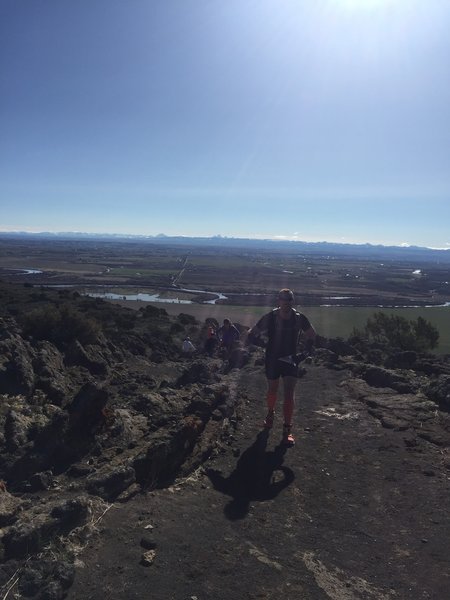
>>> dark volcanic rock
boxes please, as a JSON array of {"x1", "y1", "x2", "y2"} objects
[
  {"x1": 0, "y1": 320, "x2": 35, "y2": 396},
  {"x1": 3, "y1": 498, "x2": 90, "y2": 560},
  {"x1": 65, "y1": 340, "x2": 109, "y2": 376},
  {"x1": 314, "y1": 348, "x2": 339, "y2": 365},
  {"x1": 29, "y1": 470, "x2": 54, "y2": 492},
  {"x1": 32, "y1": 341, "x2": 67, "y2": 395},
  {"x1": 2, "y1": 281, "x2": 449, "y2": 600},
  {"x1": 227, "y1": 347, "x2": 250, "y2": 370},
  {"x1": 176, "y1": 361, "x2": 218, "y2": 387},
  {"x1": 68, "y1": 382, "x2": 109, "y2": 431},
  {"x1": 359, "y1": 365, "x2": 418, "y2": 394},
  {"x1": 414, "y1": 358, "x2": 443, "y2": 376},
  {"x1": 426, "y1": 375, "x2": 450, "y2": 411},
  {"x1": 343, "y1": 377, "x2": 449, "y2": 444},
  {"x1": 4, "y1": 517, "x2": 61, "y2": 559},
  {"x1": 4, "y1": 409, "x2": 30, "y2": 452},
  {"x1": 326, "y1": 338, "x2": 359, "y2": 356},
  {"x1": 50, "y1": 497, "x2": 90, "y2": 527},
  {"x1": 18, "y1": 559, "x2": 75, "y2": 600},
  {"x1": 0, "y1": 491, "x2": 24, "y2": 526},
  {"x1": 86, "y1": 465, "x2": 136, "y2": 500}
]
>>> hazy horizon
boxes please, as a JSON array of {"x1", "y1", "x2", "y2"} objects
[
  {"x1": 1, "y1": 1, "x2": 449, "y2": 249},
  {"x1": 1, "y1": 228, "x2": 449, "y2": 252}
]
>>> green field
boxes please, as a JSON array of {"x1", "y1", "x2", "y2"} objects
[
  {"x1": 138, "y1": 301, "x2": 450, "y2": 355},
  {"x1": 307, "y1": 306, "x2": 450, "y2": 355}
]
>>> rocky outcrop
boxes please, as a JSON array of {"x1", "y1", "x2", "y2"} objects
[
  {"x1": 0, "y1": 491, "x2": 24, "y2": 527},
  {"x1": 0, "y1": 283, "x2": 449, "y2": 599},
  {"x1": 0, "y1": 318, "x2": 35, "y2": 397},
  {"x1": 425, "y1": 375, "x2": 450, "y2": 411},
  {"x1": 357, "y1": 365, "x2": 420, "y2": 394}
]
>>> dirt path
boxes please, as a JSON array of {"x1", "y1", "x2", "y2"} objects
[{"x1": 68, "y1": 365, "x2": 450, "y2": 600}]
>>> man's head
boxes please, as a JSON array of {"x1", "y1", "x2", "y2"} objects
[
  {"x1": 278, "y1": 288, "x2": 294, "y2": 305},
  {"x1": 223, "y1": 318, "x2": 231, "y2": 326}
]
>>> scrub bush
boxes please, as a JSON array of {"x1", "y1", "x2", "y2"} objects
[
  {"x1": 351, "y1": 312, "x2": 439, "y2": 352},
  {"x1": 22, "y1": 304, "x2": 100, "y2": 347}
]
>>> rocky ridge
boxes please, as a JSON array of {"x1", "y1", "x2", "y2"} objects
[{"x1": 0, "y1": 283, "x2": 449, "y2": 598}]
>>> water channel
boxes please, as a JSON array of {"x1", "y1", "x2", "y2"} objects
[{"x1": 9, "y1": 269, "x2": 450, "y2": 308}]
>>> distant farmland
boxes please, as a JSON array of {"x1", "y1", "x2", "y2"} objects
[{"x1": 109, "y1": 299, "x2": 450, "y2": 355}]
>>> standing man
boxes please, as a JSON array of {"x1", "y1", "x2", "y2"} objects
[
  {"x1": 247, "y1": 289, "x2": 316, "y2": 446},
  {"x1": 217, "y1": 318, "x2": 240, "y2": 355}
]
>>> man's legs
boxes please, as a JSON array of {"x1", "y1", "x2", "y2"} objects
[
  {"x1": 267, "y1": 378, "x2": 279, "y2": 410},
  {"x1": 282, "y1": 376, "x2": 297, "y2": 444},
  {"x1": 264, "y1": 378, "x2": 279, "y2": 428}
]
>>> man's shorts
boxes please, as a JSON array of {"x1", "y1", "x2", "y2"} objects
[{"x1": 265, "y1": 356, "x2": 298, "y2": 380}]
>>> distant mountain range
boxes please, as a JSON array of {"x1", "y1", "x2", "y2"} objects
[{"x1": 1, "y1": 231, "x2": 449, "y2": 263}]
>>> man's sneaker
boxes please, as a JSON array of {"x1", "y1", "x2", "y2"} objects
[
  {"x1": 283, "y1": 424, "x2": 295, "y2": 446},
  {"x1": 263, "y1": 410, "x2": 275, "y2": 429}
]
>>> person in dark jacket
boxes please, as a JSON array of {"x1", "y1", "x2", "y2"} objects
[
  {"x1": 217, "y1": 318, "x2": 240, "y2": 355},
  {"x1": 247, "y1": 289, "x2": 316, "y2": 446}
]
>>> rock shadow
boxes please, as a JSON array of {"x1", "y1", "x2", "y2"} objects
[{"x1": 206, "y1": 430, "x2": 294, "y2": 520}]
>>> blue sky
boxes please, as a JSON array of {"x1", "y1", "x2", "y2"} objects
[{"x1": 1, "y1": 0, "x2": 449, "y2": 248}]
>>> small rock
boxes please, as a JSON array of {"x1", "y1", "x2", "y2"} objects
[{"x1": 140, "y1": 550, "x2": 156, "y2": 566}]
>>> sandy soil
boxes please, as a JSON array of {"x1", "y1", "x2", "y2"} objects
[{"x1": 68, "y1": 364, "x2": 450, "y2": 600}]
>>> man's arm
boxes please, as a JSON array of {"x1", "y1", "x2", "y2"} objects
[{"x1": 246, "y1": 312, "x2": 270, "y2": 343}]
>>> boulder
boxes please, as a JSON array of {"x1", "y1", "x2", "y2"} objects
[
  {"x1": 227, "y1": 348, "x2": 250, "y2": 370},
  {"x1": 86, "y1": 465, "x2": 136, "y2": 500},
  {"x1": 425, "y1": 375, "x2": 450, "y2": 411},
  {"x1": 67, "y1": 382, "x2": 108, "y2": 432},
  {"x1": 50, "y1": 497, "x2": 90, "y2": 528},
  {"x1": 327, "y1": 338, "x2": 358, "y2": 357},
  {"x1": 360, "y1": 365, "x2": 417, "y2": 394},
  {"x1": 4, "y1": 409, "x2": 30, "y2": 452},
  {"x1": 0, "y1": 318, "x2": 36, "y2": 397},
  {"x1": 0, "y1": 490, "x2": 24, "y2": 526},
  {"x1": 176, "y1": 361, "x2": 217, "y2": 387},
  {"x1": 65, "y1": 340, "x2": 109, "y2": 376}
]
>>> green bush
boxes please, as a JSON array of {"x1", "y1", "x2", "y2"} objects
[
  {"x1": 170, "y1": 322, "x2": 185, "y2": 334},
  {"x1": 177, "y1": 313, "x2": 197, "y2": 325},
  {"x1": 114, "y1": 311, "x2": 137, "y2": 330},
  {"x1": 22, "y1": 304, "x2": 100, "y2": 346},
  {"x1": 351, "y1": 312, "x2": 439, "y2": 352},
  {"x1": 139, "y1": 305, "x2": 168, "y2": 319}
]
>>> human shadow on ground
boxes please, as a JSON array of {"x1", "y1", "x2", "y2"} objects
[{"x1": 206, "y1": 430, "x2": 294, "y2": 520}]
